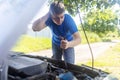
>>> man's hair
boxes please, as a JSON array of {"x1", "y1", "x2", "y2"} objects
[{"x1": 50, "y1": 1, "x2": 65, "y2": 15}]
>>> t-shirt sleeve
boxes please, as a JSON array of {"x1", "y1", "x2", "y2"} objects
[{"x1": 65, "y1": 14, "x2": 78, "y2": 34}]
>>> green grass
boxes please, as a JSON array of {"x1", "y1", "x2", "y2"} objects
[
  {"x1": 12, "y1": 35, "x2": 51, "y2": 53},
  {"x1": 80, "y1": 43, "x2": 120, "y2": 79}
]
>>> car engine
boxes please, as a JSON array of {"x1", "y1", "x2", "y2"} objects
[{"x1": 8, "y1": 52, "x2": 116, "y2": 80}]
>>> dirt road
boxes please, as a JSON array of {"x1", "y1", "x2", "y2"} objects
[{"x1": 28, "y1": 41, "x2": 119, "y2": 64}]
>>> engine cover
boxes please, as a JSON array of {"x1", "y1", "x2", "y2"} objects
[{"x1": 8, "y1": 53, "x2": 48, "y2": 78}]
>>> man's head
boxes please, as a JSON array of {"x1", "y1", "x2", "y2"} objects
[{"x1": 50, "y1": 1, "x2": 65, "y2": 25}]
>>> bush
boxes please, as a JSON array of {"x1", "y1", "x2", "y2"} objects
[
  {"x1": 106, "y1": 31, "x2": 118, "y2": 38},
  {"x1": 102, "y1": 37, "x2": 111, "y2": 42},
  {"x1": 80, "y1": 31, "x2": 101, "y2": 44},
  {"x1": 101, "y1": 31, "x2": 120, "y2": 42}
]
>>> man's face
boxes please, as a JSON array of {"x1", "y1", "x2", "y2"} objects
[{"x1": 51, "y1": 12, "x2": 65, "y2": 25}]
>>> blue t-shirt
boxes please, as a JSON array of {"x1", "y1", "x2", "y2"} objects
[{"x1": 45, "y1": 14, "x2": 78, "y2": 46}]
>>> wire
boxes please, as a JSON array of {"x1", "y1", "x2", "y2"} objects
[
  {"x1": 75, "y1": 1, "x2": 94, "y2": 70},
  {"x1": 62, "y1": 49, "x2": 68, "y2": 71},
  {"x1": 59, "y1": 37, "x2": 68, "y2": 71}
]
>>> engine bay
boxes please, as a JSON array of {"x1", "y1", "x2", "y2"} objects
[{"x1": 8, "y1": 52, "x2": 111, "y2": 80}]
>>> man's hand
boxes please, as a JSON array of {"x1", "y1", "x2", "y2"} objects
[{"x1": 60, "y1": 39, "x2": 69, "y2": 49}]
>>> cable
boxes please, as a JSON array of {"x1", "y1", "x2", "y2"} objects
[
  {"x1": 59, "y1": 36, "x2": 68, "y2": 71},
  {"x1": 62, "y1": 49, "x2": 68, "y2": 71},
  {"x1": 75, "y1": 1, "x2": 94, "y2": 70}
]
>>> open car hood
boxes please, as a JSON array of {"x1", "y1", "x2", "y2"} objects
[{"x1": 0, "y1": 0, "x2": 47, "y2": 80}]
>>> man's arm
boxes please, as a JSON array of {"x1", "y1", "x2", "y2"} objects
[
  {"x1": 61, "y1": 31, "x2": 81, "y2": 49},
  {"x1": 32, "y1": 12, "x2": 49, "y2": 31},
  {"x1": 69, "y1": 31, "x2": 81, "y2": 47}
]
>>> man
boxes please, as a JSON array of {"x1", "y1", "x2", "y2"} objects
[{"x1": 32, "y1": 1, "x2": 81, "y2": 64}]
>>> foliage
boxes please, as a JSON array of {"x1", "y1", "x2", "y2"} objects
[
  {"x1": 101, "y1": 29, "x2": 120, "y2": 41},
  {"x1": 12, "y1": 35, "x2": 51, "y2": 53},
  {"x1": 80, "y1": 31, "x2": 101, "y2": 44},
  {"x1": 49, "y1": 0, "x2": 120, "y2": 16},
  {"x1": 106, "y1": 30, "x2": 119, "y2": 37},
  {"x1": 83, "y1": 8, "x2": 117, "y2": 37},
  {"x1": 102, "y1": 37, "x2": 111, "y2": 42},
  {"x1": 48, "y1": 0, "x2": 118, "y2": 37}
]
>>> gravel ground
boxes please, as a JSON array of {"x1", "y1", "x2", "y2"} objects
[{"x1": 28, "y1": 41, "x2": 119, "y2": 64}]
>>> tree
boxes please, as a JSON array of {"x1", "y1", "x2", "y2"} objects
[
  {"x1": 49, "y1": 0, "x2": 120, "y2": 16},
  {"x1": 49, "y1": 0, "x2": 119, "y2": 37},
  {"x1": 83, "y1": 8, "x2": 117, "y2": 36}
]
